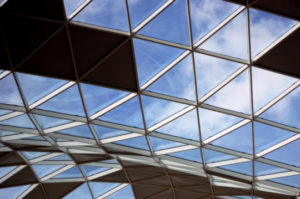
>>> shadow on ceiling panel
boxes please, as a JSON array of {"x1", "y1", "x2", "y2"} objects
[
  {"x1": 0, "y1": 151, "x2": 25, "y2": 166},
  {"x1": 43, "y1": 182, "x2": 83, "y2": 199},
  {"x1": 23, "y1": 185, "x2": 47, "y2": 199},
  {"x1": 91, "y1": 169, "x2": 129, "y2": 183},
  {"x1": 254, "y1": 29, "x2": 300, "y2": 78}
]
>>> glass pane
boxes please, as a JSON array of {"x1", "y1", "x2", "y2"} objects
[
  {"x1": 0, "y1": 74, "x2": 23, "y2": 106},
  {"x1": 21, "y1": 151, "x2": 49, "y2": 160},
  {"x1": 252, "y1": 67, "x2": 297, "y2": 113},
  {"x1": 195, "y1": 53, "x2": 244, "y2": 99},
  {"x1": 169, "y1": 148, "x2": 202, "y2": 163},
  {"x1": 89, "y1": 182, "x2": 120, "y2": 198},
  {"x1": 0, "y1": 166, "x2": 17, "y2": 178},
  {"x1": 255, "y1": 161, "x2": 287, "y2": 176},
  {"x1": 220, "y1": 161, "x2": 252, "y2": 176},
  {"x1": 149, "y1": 136, "x2": 184, "y2": 151},
  {"x1": 93, "y1": 125, "x2": 130, "y2": 140},
  {"x1": 254, "y1": 121, "x2": 295, "y2": 153},
  {"x1": 115, "y1": 136, "x2": 149, "y2": 150},
  {"x1": 156, "y1": 110, "x2": 199, "y2": 141},
  {"x1": 141, "y1": 95, "x2": 187, "y2": 128},
  {"x1": 202, "y1": 148, "x2": 236, "y2": 163},
  {"x1": 133, "y1": 38, "x2": 184, "y2": 86},
  {"x1": 58, "y1": 125, "x2": 93, "y2": 139},
  {"x1": 264, "y1": 139, "x2": 300, "y2": 168},
  {"x1": 80, "y1": 83, "x2": 129, "y2": 116},
  {"x1": 0, "y1": 131, "x2": 17, "y2": 137},
  {"x1": 189, "y1": 0, "x2": 240, "y2": 44},
  {"x1": 53, "y1": 166, "x2": 83, "y2": 178},
  {"x1": 147, "y1": 54, "x2": 195, "y2": 101},
  {"x1": 127, "y1": 0, "x2": 167, "y2": 29},
  {"x1": 105, "y1": 185, "x2": 134, "y2": 199},
  {"x1": 199, "y1": 108, "x2": 243, "y2": 140},
  {"x1": 99, "y1": 96, "x2": 143, "y2": 128},
  {"x1": 38, "y1": 85, "x2": 85, "y2": 117},
  {"x1": 17, "y1": 72, "x2": 67, "y2": 105},
  {"x1": 0, "y1": 185, "x2": 30, "y2": 199},
  {"x1": 34, "y1": 114, "x2": 71, "y2": 129},
  {"x1": 211, "y1": 123, "x2": 252, "y2": 154},
  {"x1": 81, "y1": 165, "x2": 109, "y2": 177},
  {"x1": 138, "y1": 0, "x2": 190, "y2": 45},
  {"x1": 250, "y1": 8, "x2": 297, "y2": 58},
  {"x1": 0, "y1": 114, "x2": 35, "y2": 129},
  {"x1": 205, "y1": 69, "x2": 251, "y2": 114},
  {"x1": 260, "y1": 86, "x2": 300, "y2": 129},
  {"x1": 199, "y1": 10, "x2": 248, "y2": 60},
  {"x1": 270, "y1": 175, "x2": 300, "y2": 188},
  {"x1": 0, "y1": 109, "x2": 12, "y2": 116},
  {"x1": 48, "y1": 154, "x2": 72, "y2": 161},
  {"x1": 64, "y1": 183, "x2": 92, "y2": 199},
  {"x1": 73, "y1": 0, "x2": 129, "y2": 32},
  {"x1": 32, "y1": 165, "x2": 64, "y2": 178},
  {"x1": 63, "y1": 0, "x2": 86, "y2": 18}
]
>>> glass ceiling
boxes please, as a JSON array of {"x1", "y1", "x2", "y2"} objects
[{"x1": 0, "y1": 0, "x2": 300, "y2": 198}]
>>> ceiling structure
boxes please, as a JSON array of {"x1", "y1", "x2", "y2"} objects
[{"x1": 0, "y1": 0, "x2": 300, "y2": 198}]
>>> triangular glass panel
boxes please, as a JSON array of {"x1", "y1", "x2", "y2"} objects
[
  {"x1": 147, "y1": 54, "x2": 196, "y2": 101},
  {"x1": 93, "y1": 125, "x2": 130, "y2": 140},
  {"x1": 141, "y1": 95, "x2": 187, "y2": 128},
  {"x1": 0, "y1": 109, "x2": 12, "y2": 116},
  {"x1": 205, "y1": 69, "x2": 251, "y2": 114},
  {"x1": 81, "y1": 165, "x2": 109, "y2": 177},
  {"x1": 194, "y1": 53, "x2": 243, "y2": 99},
  {"x1": 99, "y1": 159, "x2": 119, "y2": 164},
  {"x1": 211, "y1": 123, "x2": 252, "y2": 154},
  {"x1": 252, "y1": 67, "x2": 297, "y2": 113},
  {"x1": 0, "y1": 74, "x2": 23, "y2": 106},
  {"x1": 32, "y1": 165, "x2": 64, "y2": 179},
  {"x1": 57, "y1": 125, "x2": 93, "y2": 139},
  {"x1": 250, "y1": 8, "x2": 297, "y2": 58},
  {"x1": 199, "y1": 10, "x2": 248, "y2": 60},
  {"x1": 48, "y1": 154, "x2": 72, "y2": 161},
  {"x1": 0, "y1": 114, "x2": 35, "y2": 129},
  {"x1": 98, "y1": 96, "x2": 143, "y2": 128},
  {"x1": 21, "y1": 151, "x2": 49, "y2": 160},
  {"x1": 53, "y1": 166, "x2": 83, "y2": 178},
  {"x1": 255, "y1": 161, "x2": 287, "y2": 176},
  {"x1": 16, "y1": 72, "x2": 67, "y2": 105},
  {"x1": 0, "y1": 185, "x2": 30, "y2": 199},
  {"x1": 270, "y1": 175, "x2": 300, "y2": 188},
  {"x1": 168, "y1": 148, "x2": 202, "y2": 163},
  {"x1": 260, "y1": 86, "x2": 300, "y2": 129},
  {"x1": 114, "y1": 136, "x2": 149, "y2": 150},
  {"x1": 189, "y1": 0, "x2": 240, "y2": 44},
  {"x1": 72, "y1": 0, "x2": 129, "y2": 32},
  {"x1": 138, "y1": 0, "x2": 190, "y2": 45},
  {"x1": 220, "y1": 161, "x2": 253, "y2": 176},
  {"x1": 63, "y1": 183, "x2": 92, "y2": 199},
  {"x1": 0, "y1": 166, "x2": 17, "y2": 178},
  {"x1": 38, "y1": 85, "x2": 85, "y2": 117},
  {"x1": 254, "y1": 121, "x2": 295, "y2": 153},
  {"x1": 199, "y1": 108, "x2": 243, "y2": 140},
  {"x1": 33, "y1": 114, "x2": 71, "y2": 129},
  {"x1": 156, "y1": 110, "x2": 199, "y2": 141},
  {"x1": 202, "y1": 148, "x2": 237, "y2": 163},
  {"x1": 63, "y1": 0, "x2": 86, "y2": 18},
  {"x1": 127, "y1": 0, "x2": 168, "y2": 29},
  {"x1": 133, "y1": 38, "x2": 184, "y2": 86},
  {"x1": 264, "y1": 139, "x2": 300, "y2": 168},
  {"x1": 106, "y1": 185, "x2": 134, "y2": 199},
  {"x1": 80, "y1": 83, "x2": 129, "y2": 116},
  {"x1": 89, "y1": 182, "x2": 120, "y2": 198},
  {"x1": 149, "y1": 136, "x2": 184, "y2": 151},
  {"x1": 0, "y1": 131, "x2": 17, "y2": 137}
]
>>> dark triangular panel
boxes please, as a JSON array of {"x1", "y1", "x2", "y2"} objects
[
  {"x1": 254, "y1": 29, "x2": 300, "y2": 78},
  {"x1": 70, "y1": 154, "x2": 112, "y2": 164},
  {"x1": 92, "y1": 170, "x2": 128, "y2": 183},
  {"x1": 0, "y1": 152, "x2": 25, "y2": 166},
  {"x1": 69, "y1": 24, "x2": 128, "y2": 77},
  {"x1": 83, "y1": 40, "x2": 138, "y2": 92},
  {"x1": 148, "y1": 189, "x2": 173, "y2": 199},
  {"x1": 1, "y1": 0, "x2": 65, "y2": 21},
  {"x1": 0, "y1": 166, "x2": 37, "y2": 187},
  {"x1": 23, "y1": 185, "x2": 47, "y2": 199},
  {"x1": 0, "y1": 15, "x2": 62, "y2": 66},
  {"x1": 18, "y1": 27, "x2": 75, "y2": 79},
  {"x1": 0, "y1": 25, "x2": 10, "y2": 69},
  {"x1": 43, "y1": 182, "x2": 83, "y2": 199},
  {"x1": 133, "y1": 184, "x2": 168, "y2": 199}
]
